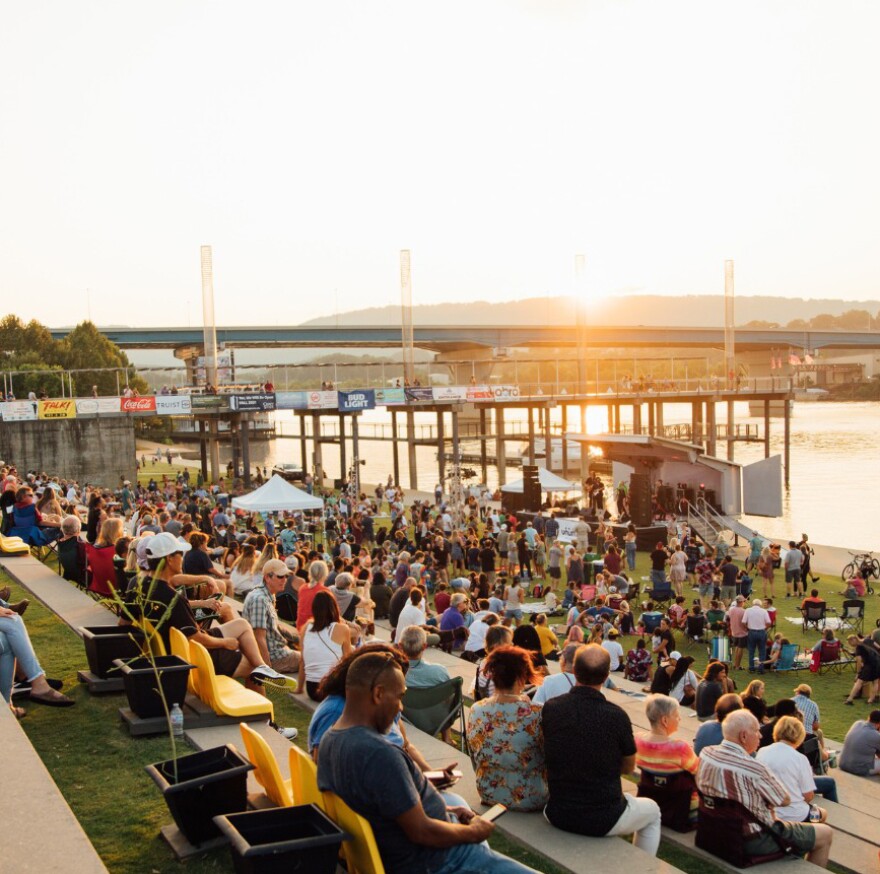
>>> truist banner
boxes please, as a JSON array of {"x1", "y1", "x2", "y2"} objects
[{"x1": 155, "y1": 395, "x2": 193, "y2": 415}]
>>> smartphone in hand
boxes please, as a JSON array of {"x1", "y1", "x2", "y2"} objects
[{"x1": 481, "y1": 803, "x2": 507, "y2": 823}]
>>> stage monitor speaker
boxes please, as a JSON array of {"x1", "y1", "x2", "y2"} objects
[
  {"x1": 629, "y1": 473, "x2": 653, "y2": 527},
  {"x1": 522, "y1": 464, "x2": 541, "y2": 512}
]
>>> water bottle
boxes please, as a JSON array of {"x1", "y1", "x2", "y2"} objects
[
  {"x1": 809, "y1": 805, "x2": 821, "y2": 823},
  {"x1": 170, "y1": 703, "x2": 184, "y2": 738}
]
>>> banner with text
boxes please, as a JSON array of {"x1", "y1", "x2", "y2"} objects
[
  {"x1": 38, "y1": 399, "x2": 77, "y2": 419},
  {"x1": 307, "y1": 390, "x2": 339, "y2": 410},
  {"x1": 432, "y1": 386, "x2": 468, "y2": 402},
  {"x1": 0, "y1": 401, "x2": 37, "y2": 421},
  {"x1": 467, "y1": 385, "x2": 494, "y2": 401},
  {"x1": 120, "y1": 397, "x2": 157, "y2": 414},
  {"x1": 338, "y1": 389, "x2": 376, "y2": 411},
  {"x1": 189, "y1": 394, "x2": 229, "y2": 411},
  {"x1": 155, "y1": 395, "x2": 193, "y2": 415},
  {"x1": 229, "y1": 392, "x2": 276, "y2": 412},
  {"x1": 375, "y1": 387, "x2": 406, "y2": 406},
  {"x1": 492, "y1": 385, "x2": 521, "y2": 401},
  {"x1": 405, "y1": 387, "x2": 434, "y2": 403},
  {"x1": 274, "y1": 391, "x2": 308, "y2": 410},
  {"x1": 75, "y1": 397, "x2": 121, "y2": 415}
]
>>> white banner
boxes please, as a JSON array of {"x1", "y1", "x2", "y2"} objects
[
  {"x1": 307, "y1": 390, "x2": 339, "y2": 409},
  {"x1": 75, "y1": 397, "x2": 122, "y2": 415},
  {"x1": 555, "y1": 517, "x2": 581, "y2": 543},
  {"x1": 0, "y1": 400, "x2": 37, "y2": 421},
  {"x1": 492, "y1": 385, "x2": 520, "y2": 401},
  {"x1": 432, "y1": 386, "x2": 468, "y2": 402},
  {"x1": 155, "y1": 395, "x2": 193, "y2": 415}
]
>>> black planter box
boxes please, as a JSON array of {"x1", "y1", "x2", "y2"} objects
[
  {"x1": 146, "y1": 744, "x2": 254, "y2": 846},
  {"x1": 115, "y1": 654, "x2": 192, "y2": 719},
  {"x1": 213, "y1": 804, "x2": 348, "y2": 874},
  {"x1": 81, "y1": 625, "x2": 146, "y2": 679}
]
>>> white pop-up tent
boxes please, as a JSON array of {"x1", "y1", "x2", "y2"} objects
[
  {"x1": 500, "y1": 467, "x2": 581, "y2": 494},
  {"x1": 231, "y1": 474, "x2": 324, "y2": 512}
]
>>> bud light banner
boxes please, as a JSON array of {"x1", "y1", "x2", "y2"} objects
[
  {"x1": 338, "y1": 389, "x2": 376, "y2": 411},
  {"x1": 405, "y1": 387, "x2": 434, "y2": 403},
  {"x1": 229, "y1": 392, "x2": 276, "y2": 412},
  {"x1": 275, "y1": 391, "x2": 308, "y2": 410}
]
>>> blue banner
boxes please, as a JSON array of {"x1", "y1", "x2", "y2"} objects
[
  {"x1": 338, "y1": 389, "x2": 376, "y2": 412},
  {"x1": 405, "y1": 387, "x2": 434, "y2": 403},
  {"x1": 275, "y1": 391, "x2": 308, "y2": 410}
]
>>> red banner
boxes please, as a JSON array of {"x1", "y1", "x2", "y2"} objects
[{"x1": 120, "y1": 397, "x2": 157, "y2": 413}]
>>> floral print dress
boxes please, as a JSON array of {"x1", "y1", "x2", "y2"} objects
[{"x1": 466, "y1": 698, "x2": 548, "y2": 811}]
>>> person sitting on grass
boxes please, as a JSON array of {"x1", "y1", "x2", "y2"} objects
[{"x1": 625, "y1": 638, "x2": 653, "y2": 684}]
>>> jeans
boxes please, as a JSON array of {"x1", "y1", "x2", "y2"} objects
[
  {"x1": 814, "y1": 777, "x2": 838, "y2": 803},
  {"x1": 605, "y1": 794, "x2": 662, "y2": 855},
  {"x1": 747, "y1": 628, "x2": 767, "y2": 671},
  {"x1": 650, "y1": 569, "x2": 665, "y2": 589},
  {"x1": 431, "y1": 841, "x2": 541, "y2": 874},
  {"x1": 0, "y1": 614, "x2": 44, "y2": 698},
  {"x1": 625, "y1": 543, "x2": 637, "y2": 571}
]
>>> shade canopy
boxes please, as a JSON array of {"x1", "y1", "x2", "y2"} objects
[
  {"x1": 231, "y1": 474, "x2": 324, "y2": 512},
  {"x1": 500, "y1": 467, "x2": 581, "y2": 493}
]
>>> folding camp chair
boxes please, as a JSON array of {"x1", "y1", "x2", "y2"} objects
[
  {"x1": 800, "y1": 601, "x2": 827, "y2": 633},
  {"x1": 817, "y1": 640, "x2": 856, "y2": 675},
  {"x1": 710, "y1": 635, "x2": 731, "y2": 664},
  {"x1": 401, "y1": 676, "x2": 466, "y2": 751},
  {"x1": 838, "y1": 600, "x2": 865, "y2": 636},
  {"x1": 773, "y1": 643, "x2": 806, "y2": 672},
  {"x1": 648, "y1": 586, "x2": 674, "y2": 607},
  {"x1": 84, "y1": 543, "x2": 118, "y2": 599},
  {"x1": 683, "y1": 614, "x2": 708, "y2": 651}
]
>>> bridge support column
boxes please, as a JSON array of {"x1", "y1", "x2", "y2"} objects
[
  {"x1": 198, "y1": 419, "x2": 208, "y2": 482},
  {"x1": 656, "y1": 403, "x2": 664, "y2": 432},
  {"x1": 706, "y1": 401, "x2": 717, "y2": 457},
  {"x1": 230, "y1": 415, "x2": 241, "y2": 480},
  {"x1": 208, "y1": 419, "x2": 221, "y2": 485},
  {"x1": 691, "y1": 402, "x2": 703, "y2": 447},
  {"x1": 391, "y1": 411, "x2": 401, "y2": 487},
  {"x1": 241, "y1": 415, "x2": 251, "y2": 488},
  {"x1": 632, "y1": 402, "x2": 642, "y2": 435},
  {"x1": 496, "y1": 408, "x2": 507, "y2": 486},
  {"x1": 479, "y1": 408, "x2": 488, "y2": 482},
  {"x1": 437, "y1": 410, "x2": 445, "y2": 485},
  {"x1": 580, "y1": 405, "x2": 589, "y2": 480},
  {"x1": 763, "y1": 401, "x2": 770, "y2": 459},
  {"x1": 406, "y1": 411, "x2": 418, "y2": 490},
  {"x1": 561, "y1": 405, "x2": 568, "y2": 472},
  {"x1": 783, "y1": 396, "x2": 791, "y2": 488},
  {"x1": 312, "y1": 414, "x2": 323, "y2": 484},
  {"x1": 726, "y1": 400, "x2": 735, "y2": 461},
  {"x1": 607, "y1": 404, "x2": 613, "y2": 433},
  {"x1": 527, "y1": 406, "x2": 535, "y2": 466},
  {"x1": 543, "y1": 404, "x2": 552, "y2": 470},
  {"x1": 647, "y1": 403, "x2": 655, "y2": 436},
  {"x1": 298, "y1": 413, "x2": 307, "y2": 470},
  {"x1": 351, "y1": 414, "x2": 360, "y2": 489},
  {"x1": 339, "y1": 414, "x2": 347, "y2": 477}
]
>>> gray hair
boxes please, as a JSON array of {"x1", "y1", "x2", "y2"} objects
[
  {"x1": 450, "y1": 592, "x2": 467, "y2": 608},
  {"x1": 61, "y1": 515, "x2": 81, "y2": 536},
  {"x1": 398, "y1": 625, "x2": 428, "y2": 659},
  {"x1": 334, "y1": 572, "x2": 353, "y2": 590},
  {"x1": 722, "y1": 709, "x2": 759, "y2": 742},
  {"x1": 645, "y1": 694, "x2": 680, "y2": 726},
  {"x1": 309, "y1": 560, "x2": 329, "y2": 585}
]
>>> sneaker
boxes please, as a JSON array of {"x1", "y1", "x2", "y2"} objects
[
  {"x1": 276, "y1": 726, "x2": 299, "y2": 740},
  {"x1": 250, "y1": 665, "x2": 298, "y2": 691},
  {"x1": 8, "y1": 599, "x2": 29, "y2": 616}
]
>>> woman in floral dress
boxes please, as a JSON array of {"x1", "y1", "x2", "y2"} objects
[{"x1": 466, "y1": 645, "x2": 548, "y2": 810}]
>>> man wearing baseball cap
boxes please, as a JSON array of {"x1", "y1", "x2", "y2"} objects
[
  {"x1": 140, "y1": 533, "x2": 296, "y2": 692},
  {"x1": 243, "y1": 559, "x2": 302, "y2": 678}
]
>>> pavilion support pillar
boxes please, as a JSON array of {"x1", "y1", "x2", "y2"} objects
[
  {"x1": 561, "y1": 405, "x2": 569, "y2": 473},
  {"x1": 527, "y1": 406, "x2": 535, "y2": 466},
  {"x1": 406, "y1": 410, "x2": 418, "y2": 490},
  {"x1": 338, "y1": 414, "x2": 347, "y2": 477},
  {"x1": 479, "y1": 408, "x2": 488, "y2": 482},
  {"x1": 726, "y1": 400, "x2": 735, "y2": 461},
  {"x1": 437, "y1": 410, "x2": 446, "y2": 485},
  {"x1": 763, "y1": 401, "x2": 771, "y2": 459},
  {"x1": 240, "y1": 415, "x2": 252, "y2": 488},
  {"x1": 706, "y1": 401, "x2": 717, "y2": 457},
  {"x1": 312, "y1": 413, "x2": 324, "y2": 484},
  {"x1": 783, "y1": 395, "x2": 791, "y2": 488},
  {"x1": 391, "y1": 410, "x2": 401, "y2": 487},
  {"x1": 496, "y1": 408, "x2": 507, "y2": 485},
  {"x1": 632, "y1": 402, "x2": 642, "y2": 435}
]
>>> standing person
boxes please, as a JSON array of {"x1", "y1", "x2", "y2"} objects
[
  {"x1": 743, "y1": 598, "x2": 772, "y2": 674},
  {"x1": 725, "y1": 594, "x2": 749, "y2": 671},
  {"x1": 798, "y1": 533, "x2": 820, "y2": 584},
  {"x1": 757, "y1": 546, "x2": 776, "y2": 598},
  {"x1": 624, "y1": 525, "x2": 638, "y2": 572},
  {"x1": 667, "y1": 545, "x2": 687, "y2": 599},
  {"x1": 502, "y1": 577, "x2": 524, "y2": 626},
  {"x1": 649, "y1": 542, "x2": 668, "y2": 591},
  {"x1": 746, "y1": 531, "x2": 763, "y2": 572},
  {"x1": 784, "y1": 541, "x2": 804, "y2": 598},
  {"x1": 566, "y1": 548, "x2": 584, "y2": 591},
  {"x1": 542, "y1": 644, "x2": 662, "y2": 855},
  {"x1": 547, "y1": 539, "x2": 564, "y2": 590}
]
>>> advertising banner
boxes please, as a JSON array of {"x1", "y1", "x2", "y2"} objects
[
  {"x1": 154, "y1": 395, "x2": 193, "y2": 415},
  {"x1": 0, "y1": 401, "x2": 37, "y2": 421},
  {"x1": 307, "y1": 390, "x2": 339, "y2": 409},
  {"x1": 432, "y1": 386, "x2": 468, "y2": 402},
  {"x1": 229, "y1": 392, "x2": 276, "y2": 412},
  {"x1": 190, "y1": 394, "x2": 229, "y2": 411},
  {"x1": 275, "y1": 391, "x2": 308, "y2": 410},
  {"x1": 492, "y1": 385, "x2": 520, "y2": 401},
  {"x1": 404, "y1": 387, "x2": 434, "y2": 403},
  {"x1": 466, "y1": 385, "x2": 493, "y2": 401},
  {"x1": 38, "y1": 399, "x2": 77, "y2": 419},
  {"x1": 120, "y1": 396, "x2": 157, "y2": 414},
  {"x1": 375, "y1": 387, "x2": 406, "y2": 406},
  {"x1": 338, "y1": 389, "x2": 376, "y2": 412},
  {"x1": 75, "y1": 397, "x2": 121, "y2": 415}
]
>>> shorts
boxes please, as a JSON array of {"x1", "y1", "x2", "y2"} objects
[
  {"x1": 271, "y1": 650, "x2": 301, "y2": 674},
  {"x1": 207, "y1": 628, "x2": 244, "y2": 676},
  {"x1": 744, "y1": 821, "x2": 815, "y2": 857},
  {"x1": 505, "y1": 609, "x2": 523, "y2": 621},
  {"x1": 785, "y1": 570, "x2": 801, "y2": 584},
  {"x1": 549, "y1": 567, "x2": 561, "y2": 579},
  {"x1": 732, "y1": 635, "x2": 748, "y2": 649},
  {"x1": 720, "y1": 586, "x2": 735, "y2": 601}
]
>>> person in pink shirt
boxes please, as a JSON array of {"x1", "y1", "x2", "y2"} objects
[{"x1": 725, "y1": 594, "x2": 748, "y2": 670}]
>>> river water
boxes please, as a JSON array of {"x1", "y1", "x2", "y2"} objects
[{"x1": 234, "y1": 401, "x2": 879, "y2": 554}]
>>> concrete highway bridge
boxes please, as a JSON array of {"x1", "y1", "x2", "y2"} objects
[{"x1": 48, "y1": 324, "x2": 880, "y2": 353}]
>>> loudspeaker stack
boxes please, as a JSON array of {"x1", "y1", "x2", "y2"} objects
[{"x1": 629, "y1": 473, "x2": 653, "y2": 527}]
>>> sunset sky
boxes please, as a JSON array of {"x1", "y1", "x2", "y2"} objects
[{"x1": 2, "y1": 1, "x2": 878, "y2": 327}]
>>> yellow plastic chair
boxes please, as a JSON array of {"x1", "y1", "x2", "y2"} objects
[
  {"x1": 188, "y1": 639, "x2": 274, "y2": 721},
  {"x1": 289, "y1": 743, "x2": 323, "y2": 808},
  {"x1": 168, "y1": 627, "x2": 200, "y2": 696},
  {"x1": 0, "y1": 534, "x2": 30, "y2": 556},
  {"x1": 239, "y1": 722, "x2": 294, "y2": 807},
  {"x1": 322, "y1": 790, "x2": 386, "y2": 874},
  {"x1": 133, "y1": 617, "x2": 167, "y2": 657}
]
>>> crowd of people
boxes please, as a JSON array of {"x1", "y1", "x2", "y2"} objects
[{"x1": 3, "y1": 457, "x2": 880, "y2": 873}]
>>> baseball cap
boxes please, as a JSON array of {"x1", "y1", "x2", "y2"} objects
[
  {"x1": 668, "y1": 650, "x2": 682, "y2": 661},
  {"x1": 135, "y1": 535, "x2": 154, "y2": 569},
  {"x1": 284, "y1": 555, "x2": 299, "y2": 571},
  {"x1": 608, "y1": 628, "x2": 619, "y2": 637},
  {"x1": 145, "y1": 532, "x2": 191, "y2": 559},
  {"x1": 262, "y1": 559, "x2": 290, "y2": 578}
]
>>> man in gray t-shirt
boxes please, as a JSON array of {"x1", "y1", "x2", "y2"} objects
[
  {"x1": 316, "y1": 652, "x2": 538, "y2": 874},
  {"x1": 839, "y1": 712, "x2": 880, "y2": 776}
]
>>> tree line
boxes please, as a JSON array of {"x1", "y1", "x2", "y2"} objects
[{"x1": 743, "y1": 309, "x2": 878, "y2": 330}]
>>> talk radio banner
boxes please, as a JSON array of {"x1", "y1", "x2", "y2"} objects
[
  {"x1": 120, "y1": 396, "x2": 157, "y2": 414},
  {"x1": 38, "y1": 399, "x2": 77, "y2": 419}
]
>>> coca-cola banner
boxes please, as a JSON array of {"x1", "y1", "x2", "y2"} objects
[
  {"x1": 75, "y1": 397, "x2": 121, "y2": 415},
  {"x1": 120, "y1": 396, "x2": 157, "y2": 414},
  {"x1": 155, "y1": 395, "x2": 193, "y2": 415}
]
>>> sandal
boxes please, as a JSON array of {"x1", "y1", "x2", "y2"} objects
[
  {"x1": 29, "y1": 690, "x2": 75, "y2": 708},
  {"x1": 9, "y1": 705, "x2": 26, "y2": 719}
]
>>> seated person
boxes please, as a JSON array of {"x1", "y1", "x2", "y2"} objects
[
  {"x1": 625, "y1": 638, "x2": 653, "y2": 683},
  {"x1": 839, "y1": 709, "x2": 880, "y2": 776},
  {"x1": 800, "y1": 588, "x2": 824, "y2": 610},
  {"x1": 438, "y1": 593, "x2": 470, "y2": 650},
  {"x1": 638, "y1": 601, "x2": 663, "y2": 634},
  {"x1": 695, "y1": 661, "x2": 729, "y2": 720},
  {"x1": 511, "y1": 623, "x2": 549, "y2": 677},
  {"x1": 9, "y1": 486, "x2": 61, "y2": 546},
  {"x1": 706, "y1": 600, "x2": 726, "y2": 631},
  {"x1": 693, "y1": 693, "x2": 743, "y2": 755},
  {"x1": 316, "y1": 649, "x2": 539, "y2": 874},
  {"x1": 636, "y1": 695, "x2": 699, "y2": 831},
  {"x1": 466, "y1": 645, "x2": 548, "y2": 811},
  {"x1": 533, "y1": 613, "x2": 560, "y2": 661},
  {"x1": 57, "y1": 514, "x2": 86, "y2": 584},
  {"x1": 842, "y1": 573, "x2": 866, "y2": 599},
  {"x1": 763, "y1": 633, "x2": 787, "y2": 669}
]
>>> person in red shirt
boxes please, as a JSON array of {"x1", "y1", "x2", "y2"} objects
[
  {"x1": 434, "y1": 582, "x2": 451, "y2": 615},
  {"x1": 296, "y1": 559, "x2": 329, "y2": 633}
]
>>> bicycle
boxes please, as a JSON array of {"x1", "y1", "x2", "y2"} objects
[{"x1": 841, "y1": 551, "x2": 879, "y2": 594}]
